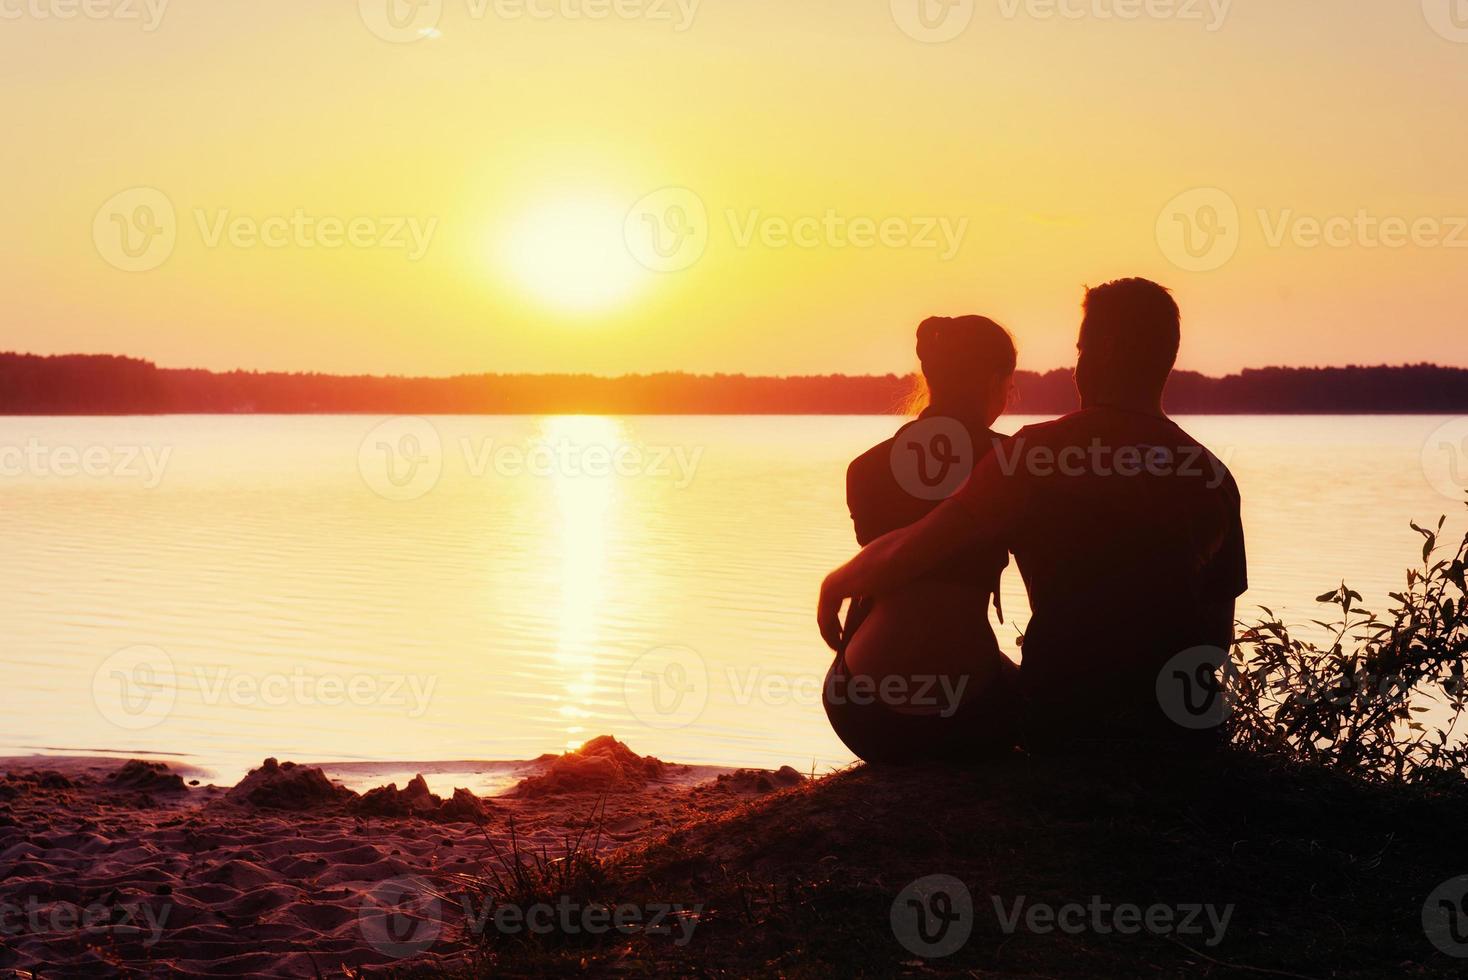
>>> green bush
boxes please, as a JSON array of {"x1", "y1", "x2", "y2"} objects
[{"x1": 1228, "y1": 503, "x2": 1468, "y2": 785}]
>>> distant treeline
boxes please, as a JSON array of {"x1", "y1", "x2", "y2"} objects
[{"x1": 2, "y1": 352, "x2": 1467, "y2": 415}]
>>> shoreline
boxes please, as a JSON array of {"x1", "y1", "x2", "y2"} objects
[{"x1": 0, "y1": 751, "x2": 748, "y2": 801}]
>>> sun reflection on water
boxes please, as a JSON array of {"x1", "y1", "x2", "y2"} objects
[{"x1": 539, "y1": 415, "x2": 623, "y2": 752}]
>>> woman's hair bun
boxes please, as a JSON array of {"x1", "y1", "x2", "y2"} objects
[{"x1": 916, "y1": 315, "x2": 1017, "y2": 379}]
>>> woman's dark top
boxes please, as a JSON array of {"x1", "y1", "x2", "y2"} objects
[{"x1": 841, "y1": 410, "x2": 1009, "y2": 643}]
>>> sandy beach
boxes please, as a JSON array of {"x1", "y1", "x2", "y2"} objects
[{"x1": 0, "y1": 737, "x2": 804, "y2": 978}]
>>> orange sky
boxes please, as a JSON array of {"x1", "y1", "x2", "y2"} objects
[{"x1": 2, "y1": 2, "x2": 1466, "y2": 377}]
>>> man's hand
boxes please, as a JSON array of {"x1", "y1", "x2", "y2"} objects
[{"x1": 818, "y1": 573, "x2": 848, "y2": 652}]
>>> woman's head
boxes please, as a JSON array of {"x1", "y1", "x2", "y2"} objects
[{"x1": 910, "y1": 315, "x2": 1017, "y2": 423}]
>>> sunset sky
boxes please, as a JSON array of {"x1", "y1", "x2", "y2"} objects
[{"x1": 2, "y1": 2, "x2": 1466, "y2": 378}]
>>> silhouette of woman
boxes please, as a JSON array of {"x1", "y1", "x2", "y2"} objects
[{"x1": 824, "y1": 315, "x2": 1020, "y2": 764}]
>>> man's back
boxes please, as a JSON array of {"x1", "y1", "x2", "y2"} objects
[{"x1": 956, "y1": 407, "x2": 1247, "y2": 735}]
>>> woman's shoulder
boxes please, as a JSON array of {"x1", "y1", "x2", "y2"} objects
[
  {"x1": 850, "y1": 417, "x2": 1007, "y2": 480},
  {"x1": 847, "y1": 415, "x2": 930, "y2": 477}
]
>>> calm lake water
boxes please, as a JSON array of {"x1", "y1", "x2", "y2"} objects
[{"x1": 1, "y1": 415, "x2": 1465, "y2": 782}]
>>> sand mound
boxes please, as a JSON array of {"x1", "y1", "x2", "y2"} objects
[
  {"x1": 354, "y1": 776, "x2": 492, "y2": 823},
  {"x1": 107, "y1": 760, "x2": 186, "y2": 793},
  {"x1": 0, "y1": 770, "x2": 75, "y2": 802},
  {"x1": 439, "y1": 787, "x2": 493, "y2": 822},
  {"x1": 510, "y1": 736, "x2": 675, "y2": 797},
  {"x1": 221, "y1": 758, "x2": 355, "y2": 811},
  {"x1": 218, "y1": 758, "x2": 496, "y2": 824},
  {"x1": 355, "y1": 773, "x2": 437, "y2": 816},
  {"x1": 702, "y1": 766, "x2": 807, "y2": 796}
]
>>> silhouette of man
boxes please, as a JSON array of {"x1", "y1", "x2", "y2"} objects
[{"x1": 818, "y1": 279, "x2": 1247, "y2": 743}]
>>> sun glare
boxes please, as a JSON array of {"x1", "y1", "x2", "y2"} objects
[{"x1": 501, "y1": 198, "x2": 647, "y2": 313}]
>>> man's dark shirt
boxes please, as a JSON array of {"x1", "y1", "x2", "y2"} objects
[{"x1": 953, "y1": 407, "x2": 1247, "y2": 734}]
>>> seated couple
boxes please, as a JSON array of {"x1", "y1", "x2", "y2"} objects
[{"x1": 819, "y1": 278, "x2": 1248, "y2": 764}]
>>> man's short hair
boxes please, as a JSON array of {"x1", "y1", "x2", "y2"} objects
[{"x1": 1080, "y1": 278, "x2": 1180, "y2": 389}]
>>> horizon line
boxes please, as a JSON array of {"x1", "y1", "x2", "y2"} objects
[{"x1": 6, "y1": 350, "x2": 1467, "y2": 384}]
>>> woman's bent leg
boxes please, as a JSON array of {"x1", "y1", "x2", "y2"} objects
[{"x1": 824, "y1": 580, "x2": 1020, "y2": 765}]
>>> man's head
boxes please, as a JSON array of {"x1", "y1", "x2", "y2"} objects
[{"x1": 1075, "y1": 278, "x2": 1180, "y2": 411}]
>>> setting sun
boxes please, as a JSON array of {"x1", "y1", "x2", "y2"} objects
[{"x1": 500, "y1": 197, "x2": 647, "y2": 314}]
